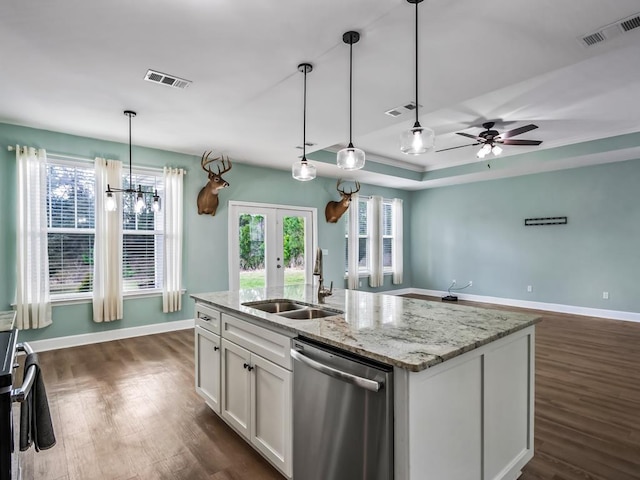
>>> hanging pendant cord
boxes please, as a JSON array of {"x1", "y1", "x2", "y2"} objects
[
  {"x1": 128, "y1": 112, "x2": 133, "y2": 189},
  {"x1": 414, "y1": 1, "x2": 420, "y2": 125},
  {"x1": 349, "y1": 40, "x2": 353, "y2": 145},
  {"x1": 302, "y1": 68, "x2": 307, "y2": 162}
]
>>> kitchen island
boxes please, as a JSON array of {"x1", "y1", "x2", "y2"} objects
[{"x1": 192, "y1": 285, "x2": 540, "y2": 480}]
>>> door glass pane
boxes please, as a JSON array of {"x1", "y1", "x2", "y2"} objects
[
  {"x1": 282, "y1": 215, "x2": 306, "y2": 286},
  {"x1": 238, "y1": 213, "x2": 266, "y2": 289}
]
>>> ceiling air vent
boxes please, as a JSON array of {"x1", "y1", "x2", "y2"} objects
[
  {"x1": 384, "y1": 102, "x2": 423, "y2": 117},
  {"x1": 580, "y1": 12, "x2": 640, "y2": 47},
  {"x1": 620, "y1": 14, "x2": 640, "y2": 32},
  {"x1": 144, "y1": 69, "x2": 191, "y2": 90},
  {"x1": 581, "y1": 31, "x2": 606, "y2": 47}
]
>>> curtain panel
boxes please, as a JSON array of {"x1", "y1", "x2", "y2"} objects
[
  {"x1": 392, "y1": 198, "x2": 404, "y2": 285},
  {"x1": 346, "y1": 193, "x2": 360, "y2": 290},
  {"x1": 93, "y1": 158, "x2": 123, "y2": 322},
  {"x1": 369, "y1": 196, "x2": 384, "y2": 288},
  {"x1": 162, "y1": 167, "x2": 184, "y2": 313},
  {"x1": 15, "y1": 146, "x2": 52, "y2": 329}
]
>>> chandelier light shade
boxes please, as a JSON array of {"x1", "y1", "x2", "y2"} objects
[
  {"x1": 337, "y1": 31, "x2": 365, "y2": 171},
  {"x1": 400, "y1": 0, "x2": 435, "y2": 155},
  {"x1": 105, "y1": 110, "x2": 161, "y2": 212},
  {"x1": 292, "y1": 63, "x2": 317, "y2": 181}
]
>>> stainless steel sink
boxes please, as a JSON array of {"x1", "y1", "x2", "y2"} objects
[
  {"x1": 242, "y1": 300, "x2": 306, "y2": 313},
  {"x1": 277, "y1": 308, "x2": 340, "y2": 320},
  {"x1": 242, "y1": 299, "x2": 342, "y2": 320}
]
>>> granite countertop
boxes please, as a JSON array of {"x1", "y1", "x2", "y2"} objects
[
  {"x1": 0, "y1": 311, "x2": 16, "y2": 332},
  {"x1": 191, "y1": 285, "x2": 540, "y2": 372}
]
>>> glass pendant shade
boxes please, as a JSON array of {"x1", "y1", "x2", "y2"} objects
[
  {"x1": 400, "y1": 123, "x2": 434, "y2": 155},
  {"x1": 135, "y1": 191, "x2": 145, "y2": 213},
  {"x1": 491, "y1": 144, "x2": 503, "y2": 156},
  {"x1": 152, "y1": 193, "x2": 161, "y2": 212},
  {"x1": 477, "y1": 143, "x2": 492, "y2": 158},
  {"x1": 105, "y1": 191, "x2": 117, "y2": 212},
  {"x1": 292, "y1": 159, "x2": 316, "y2": 181},
  {"x1": 337, "y1": 144, "x2": 365, "y2": 170}
]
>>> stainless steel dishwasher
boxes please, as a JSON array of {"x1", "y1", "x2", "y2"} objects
[{"x1": 291, "y1": 337, "x2": 393, "y2": 480}]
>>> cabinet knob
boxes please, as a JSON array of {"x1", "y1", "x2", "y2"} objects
[
  {"x1": 243, "y1": 363, "x2": 254, "y2": 371},
  {"x1": 243, "y1": 363, "x2": 249, "y2": 370},
  {"x1": 214, "y1": 346, "x2": 219, "y2": 351}
]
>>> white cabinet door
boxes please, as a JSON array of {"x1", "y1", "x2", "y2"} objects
[
  {"x1": 194, "y1": 326, "x2": 221, "y2": 413},
  {"x1": 221, "y1": 338, "x2": 251, "y2": 439},
  {"x1": 250, "y1": 354, "x2": 292, "y2": 478}
]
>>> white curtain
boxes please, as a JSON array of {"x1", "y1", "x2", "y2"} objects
[
  {"x1": 392, "y1": 198, "x2": 404, "y2": 285},
  {"x1": 16, "y1": 146, "x2": 52, "y2": 330},
  {"x1": 93, "y1": 158, "x2": 123, "y2": 322},
  {"x1": 163, "y1": 167, "x2": 184, "y2": 313},
  {"x1": 346, "y1": 193, "x2": 360, "y2": 290},
  {"x1": 369, "y1": 196, "x2": 384, "y2": 288}
]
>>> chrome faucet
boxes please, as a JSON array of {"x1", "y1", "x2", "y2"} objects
[{"x1": 313, "y1": 247, "x2": 333, "y2": 304}]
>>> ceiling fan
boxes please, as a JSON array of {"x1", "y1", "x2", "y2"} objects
[{"x1": 436, "y1": 122, "x2": 542, "y2": 158}]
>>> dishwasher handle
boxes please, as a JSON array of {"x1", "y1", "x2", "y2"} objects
[{"x1": 291, "y1": 348, "x2": 382, "y2": 392}]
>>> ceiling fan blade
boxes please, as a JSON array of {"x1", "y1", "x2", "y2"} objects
[
  {"x1": 435, "y1": 143, "x2": 479, "y2": 153},
  {"x1": 498, "y1": 124, "x2": 538, "y2": 138},
  {"x1": 498, "y1": 139, "x2": 542, "y2": 146},
  {"x1": 456, "y1": 132, "x2": 485, "y2": 141}
]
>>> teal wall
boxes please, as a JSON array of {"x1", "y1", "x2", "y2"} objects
[
  {"x1": 409, "y1": 158, "x2": 640, "y2": 313},
  {"x1": 0, "y1": 122, "x2": 411, "y2": 341}
]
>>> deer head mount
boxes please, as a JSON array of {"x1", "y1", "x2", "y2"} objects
[
  {"x1": 325, "y1": 179, "x2": 361, "y2": 223},
  {"x1": 197, "y1": 151, "x2": 232, "y2": 216}
]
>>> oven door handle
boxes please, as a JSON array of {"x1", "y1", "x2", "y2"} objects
[
  {"x1": 11, "y1": 342, "x2": 36, "y2": 403},
  {"x1": 291, "y1": 348, "x2": 382, "y2": 392}
]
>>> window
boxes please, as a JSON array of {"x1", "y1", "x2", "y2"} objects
[
  {"x1": 47, "y1": 161, "x2": 95, "y2": 295},
  {"x1": 345, "y1": 198, "x2": 396, "y2": 275},
  {"x1": 345, "y1": 198, "x2": 371, "y2": 273},
  {"x1": 46, "y1": 157, "x2": 164, "y2": 298}
]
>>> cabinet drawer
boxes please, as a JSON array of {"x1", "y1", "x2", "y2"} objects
[
  {"x1": 222, "y1": 313, "x2": 291, "y2": 370},
  {"x1": 195, "y1": 303, "x2": 221, "y2": 334}
]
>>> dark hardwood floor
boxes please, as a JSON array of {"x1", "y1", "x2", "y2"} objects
[
  {"x1": 17, "y1": 330, "x2": 283, "y2": 480},
  {"x1": 17, "y1": 298, "x2": 640, "y2": 480}
]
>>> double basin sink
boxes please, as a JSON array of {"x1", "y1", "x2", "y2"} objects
[{"x1": 242, "y1": 299, "x2": 343, "y2": 320}]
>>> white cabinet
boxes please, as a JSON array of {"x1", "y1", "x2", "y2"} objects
[
  {"x1": 195, "y1": 326, "x2": 221, "y2": 413},
  {"x1": 221, "y1": 338, "x2": 251, "y2": 437},
  {"x1": 194, "y1": 297, "x2": 223, "y2": 414},
  {"x1": 250, "y1": 353, "x2": 292, "y2": 475},
  {"x1": 221, "y1": 337, "x2": 293, "y2": 478},
  {"x1": 196, "y1": 305, "x2": 293, "y2": 479}
]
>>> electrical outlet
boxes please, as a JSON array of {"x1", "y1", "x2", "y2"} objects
[
  {"x1": 452, "y1": 279, "x2": 456, "y2": 285},
  {"x1": 602, "y1": 291, "x2": 609, "y2": 300},
  {"x1": 322, "y1": 249, "x2": 329, "y2": 256},
  {"x1": 359, "y1": 280, "x2": 362, "y2": 287},
  {"x1": 527, "y1": 285, "x2": 532, "y2": 293}
]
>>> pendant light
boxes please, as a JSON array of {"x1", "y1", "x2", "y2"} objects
[
  {"x1": 105, "y1": 110, "x2": 160, "y2": 212},
  {"x1": 400, "y1": 0, "x2": 434, "y2": 155},
  {"x1": 337, "y1": 31, "x2": 365, "y2": 171},
  {"x1": 292, "y1": 63, "x2": 317, "y2": 181}
]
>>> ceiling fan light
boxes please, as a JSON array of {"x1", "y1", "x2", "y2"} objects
[
  {"x1": 292, "y1": 159, "x2": 316, "y2": 181},
  {"x1": 492, "y1": 144, "x2": 503, "y2": 155},
  {"x1": 401, "y1": 124, "x2": 434, "y2": 155},
  {"x1": 337, "y1": 145, "x2": 365, "y2": 170}
]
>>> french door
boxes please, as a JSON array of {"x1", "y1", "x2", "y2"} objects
[{"x1": 228, "y1": 202, "x2": 316, "y2": 290}]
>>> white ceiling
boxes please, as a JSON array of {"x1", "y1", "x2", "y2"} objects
[{"x1": 1, "y1": 0, "x2": 640, "y2": 189}]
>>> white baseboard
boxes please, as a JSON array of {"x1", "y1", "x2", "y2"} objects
[
  {"x1": 29, "y1": 318, "x2": 195, "y2": 352},
  {"x1": 385, "y1": 288, "x2": 640, "y2": 323}
]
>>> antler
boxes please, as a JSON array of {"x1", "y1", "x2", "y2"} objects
[
  {"x1": 201, "y1": 151, "x2": 219, "y2": 173},
  {"x1": 216, "y1": 156, "x2": 232, "y2": 175},
  {"x1": 201, "y1": 151, "x2": 232, "y2": 175},
  {"x1": 337, "y1": 179, "x2": 360, "y2": 196}
]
